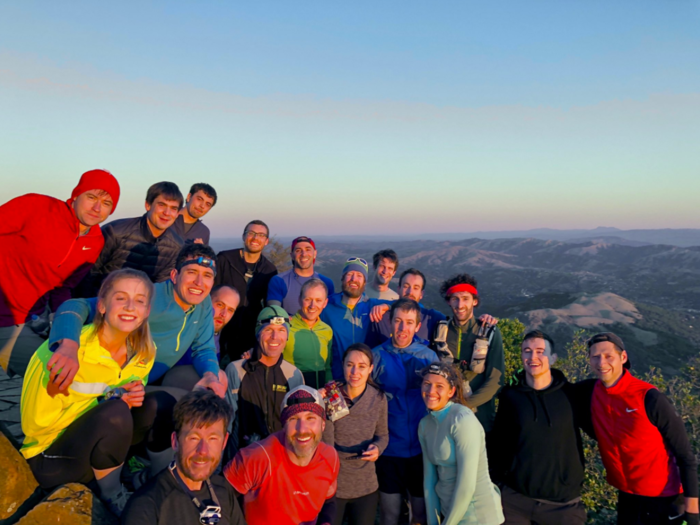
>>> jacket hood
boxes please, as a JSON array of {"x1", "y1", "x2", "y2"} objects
[{"x1": 512, "y1": 368, "x2": 568, "y2": 427}]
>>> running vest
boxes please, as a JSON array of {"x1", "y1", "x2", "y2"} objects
[{"x1": 592, "y1": 372, "x2": 681, "y2": 497}]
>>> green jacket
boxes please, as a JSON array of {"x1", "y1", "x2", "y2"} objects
[{"x1": 283, "y1": 313, "x2": 333, "y2": 389}]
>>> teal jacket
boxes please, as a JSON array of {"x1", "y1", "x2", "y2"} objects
[
  {"x1": 48, "y1": 280, "x2": 218, "y2": 381},
  {"x1": 419, "y1": 402, "x2": 504, "y2": 525}
]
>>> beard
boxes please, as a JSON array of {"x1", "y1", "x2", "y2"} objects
[
  {"x1": 342, "y1": 281, "x2": 365, "y2": 299},
  {"x1": 176, "y1": 446, "x2": 218, "y2": 483},
  {"x1": 287, "y1": 431, "x2": 322, "y2": 459}
]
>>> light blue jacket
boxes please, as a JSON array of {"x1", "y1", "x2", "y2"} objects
[{"x1": 48, "y1": 280, "x2": 219, "y2": 381}]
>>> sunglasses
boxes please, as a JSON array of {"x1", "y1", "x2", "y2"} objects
[{"x1": 346, "y1": 257, "x2": 368, "y2": 268}]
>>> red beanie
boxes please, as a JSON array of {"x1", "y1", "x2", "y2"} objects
[{"x1": 71, "y1": 169, "x2": 121, "y2": 214}]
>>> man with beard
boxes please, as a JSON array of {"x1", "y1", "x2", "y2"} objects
[
  {"x1": 489, "y1": 331, "x2": 588, "y2": 524},
  {"x1": 216, "y1": 220, "x2": 278, "y2": 362},
  {"x1": 77, "y1": 181, "x2": 185, "y2": 296},
  {"x1": 123, "y1": 390, "x2": 246, "y2": 525},
  {"x1": 224, "y1": 385, "x2": 339, "y2": 525},
  {"x1": 365, "y1": 249, "x2": 400, "y2": 300},
  {"x1": 371, "y1": 298, "x2": 439, "y2": 525},
  {"x1": 320, "y1": 258, "x2": 388, "y2": 380},
  {"x1": 224, "y1": 306, "x2": 304, "y2": 454},
  {"x1": 283, "y1": 278, "x2": 333, "y2": 389},
  {"x1": 436, "y1": 273, "x2": 504, "y2": 434},
  {"x1": 267, "y1": 236, "x2": 335, "y2": 315},
  {"x1": 170, "y1": 183, "x2": 217, "y2": 245}
]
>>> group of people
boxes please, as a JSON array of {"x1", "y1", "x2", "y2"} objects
[{"x1": 0, "y1": 169, "x2": 697, "y2": 525}]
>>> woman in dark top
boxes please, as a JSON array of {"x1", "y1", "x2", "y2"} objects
[{"x1": 325, "y1": 343, "x2": 389, "y2": 525}]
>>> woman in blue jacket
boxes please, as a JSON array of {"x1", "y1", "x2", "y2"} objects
[{"x1": 418, "y1": 362, "x2": 504, "y2": 525}]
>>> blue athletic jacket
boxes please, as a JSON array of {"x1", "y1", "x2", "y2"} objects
[{"x1": 372, "y1": 340, "x2": 439, "y2": 458}]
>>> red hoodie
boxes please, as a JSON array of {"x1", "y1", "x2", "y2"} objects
[{"x1": 0, "y1": 193, "x2": 104, "y2": 326}]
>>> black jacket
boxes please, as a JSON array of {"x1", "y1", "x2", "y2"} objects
[
  {"x1": 489, "y1": 369, "x2": 586, "y2": 503},
  {"x1": 77, "y1": 214, "x2": 183, "y2": 296},
  {"x1": 170, "y1": 214, "x2": 211, "y2": 245},
  {"x1": 215, "y1": 248, "x2": 278, "y2": 360}
]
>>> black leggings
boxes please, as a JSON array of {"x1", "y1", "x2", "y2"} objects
[
  {"x1": 27, "y1": 391, "x2": 176, "y2": 489},
  {"x1": 333, "y1": 491, "x2": 379, "y2": 525}
]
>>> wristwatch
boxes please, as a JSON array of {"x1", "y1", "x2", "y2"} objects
[{"x1": 102, "y1": 387, "x2": 127, "y2": 401}]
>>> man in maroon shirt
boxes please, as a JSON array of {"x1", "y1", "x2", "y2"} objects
[{"x1": 0, "y1": 169, "x2": 120, "y2": 374}]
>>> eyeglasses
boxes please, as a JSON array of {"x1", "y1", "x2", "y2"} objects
[
  {"x1": 245, "y1": 231, "x2": 268, "y2": 240},
  {"x1": 346, "y1": 257, "x2": 368, "y2": 268}
]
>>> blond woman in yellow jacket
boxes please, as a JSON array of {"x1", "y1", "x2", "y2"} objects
[{"x1": 21, "y1": 268, "x2": 177, "y2": 516}]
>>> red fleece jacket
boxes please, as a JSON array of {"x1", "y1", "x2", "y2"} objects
[{"x1": 0, "y1": 194, "x2": 104, "y2": 326}]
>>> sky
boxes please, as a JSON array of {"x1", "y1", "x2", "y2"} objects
[{"x1": 1, "y1": 1, "x2": 699, "y2": 238}]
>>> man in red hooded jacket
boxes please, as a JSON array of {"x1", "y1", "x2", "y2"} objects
[{"x1": 0, "y1": 169, "x2": 120, "y2": 374}]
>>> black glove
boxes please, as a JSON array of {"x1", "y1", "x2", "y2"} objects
[{"x1": 685, "y1": 512, "x2": 700, "y2": 525}]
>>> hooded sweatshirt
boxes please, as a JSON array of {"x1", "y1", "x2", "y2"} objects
[
  {"x1": 0, "y1": 193, "x2": 104, "y2": 327},
  {"x1": 489, "y1": 369, "x2": 585, "y2": 503}
]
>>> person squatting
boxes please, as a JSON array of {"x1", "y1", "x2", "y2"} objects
[{"x1": 1, "y1": 170, "x2": 697, "y2": 525}]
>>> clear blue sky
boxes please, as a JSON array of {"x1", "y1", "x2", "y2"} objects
[{"x1": 1, "y1": 1, "x2": 698, "y2": 237}]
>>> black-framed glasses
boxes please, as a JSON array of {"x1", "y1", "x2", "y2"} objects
[{"x1": 245, "y1": 231, "x2": 268, "y2": 240}]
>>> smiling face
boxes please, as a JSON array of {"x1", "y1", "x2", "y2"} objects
[
  {"x1": 448, "y1": 291, "x2": 478, "y2": 324},
  {"x1": 343, "y1": 350, "x2": 373, "y2": 391},
  {"x1": 186, "y1": 190, "x2": 215, "y2": 220},
  {"x1": 391, "y1": 307, "x2": 421, "y2": 349},
  {"x1": 243, "y1": 224, "x2": 269, "y2": 254},
  {"x1": 171, "y1": 258, "x2": 216, "y2": 309},
  {"x1": 589, "y1": 341, "x2": 627, "y2": 387},
  {"x1": 172, "y1": 420, "x2": 228, "y2": 486},
  {"x1": 211, "y1": 287, "x2": 240, "y2": 334},
  {"x1": 341, "y1": 270, "x2": 365, "y2": 299},
  {"x1": 72, "y1": 189, "x2": 114, "y2": 230},
  {"x1": 421, "y1": 373, "x2": 456, "y2": 411},
  {"x1": 400, "y1": 274, "x2": 424, "y2": 302},
  {"x1": 300, "y1": 284, "x2": 328, "y2": 323},
  {"x1": 284, "y1": 411, "x2": 324, "y2": 460},
  {"x1": 97, "y1": 277, "x2": 151, "y2": 335},
  {"x1": 145, "y1": 195, "x2": 181, "y2": 232},
  {"x1": 375, "y1": 258, "x2": 397, "y2": 285},
  {"x1": 521, "y1": 337, "x2": 556, "y2": 380},
  {"x1": 292, "y1": 242, "x2": 316, "y2": 271},
  {"x1": 259, "y1": 324, "x2": 288, "y2": 360}
]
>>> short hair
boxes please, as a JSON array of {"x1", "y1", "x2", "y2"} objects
[
  {"x1": 522, "y1": 330, "x2": 555, "y2": 353},
  {"x1": 243, "y1": 219, "x2": 269, "y2": 236},
  {"x1": 189, "y1": 183, "x2": 218, "y2": 206},
  {"x1": 439, "y1": 273, "x2": 479, "y2": 301},
  {"x1": 146, "y1": 181, "x2": 184, "y2": 208},
  {"x1": 372, "y1": 249, "x2": 399, "y2": 271},
  {"x1": 299, "y1": 278, "x2": 328, "y2": 300},
  {"x1": 398, "y1": 268, "x2": 426, "y2": 290},
  {"x1": 175, "y1": 243, "x2": 217, "y2": 270},
  {"x1": 389, "y1": 297, "x2": 422, "y2": 322},
  {"x1": 211, "y1": 284, "x2": 240, "y2": 301},
  {"x1": 173, "y1": 390, "x2": 232, "y2": 436}
]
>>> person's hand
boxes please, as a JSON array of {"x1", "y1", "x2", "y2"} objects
[
  {"x1": 361, "y1": 444, "x2": 380, "y2": 462},
  {"x1": 478, "y1": 314, "x2": 499, "y2": 326},
  {"x1": 194, "y1": 370, "x2": 227, "y2": 398},
  {"x1": 122, "y1": 380, "x2": 145, "y2": 408},
  {"x1": 47, "y1": 339, "x2": 80, "y2": 393},
  {"x1": 370, "y1": 304, "x2": 390, "y2": 323},
  {"x1": 194, "y1": 238, "x2": 204, "y2": 244}
]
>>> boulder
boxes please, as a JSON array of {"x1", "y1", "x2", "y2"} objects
[
  {"x1": 16, "y1": 484, "x2": 117, "y2": 525},
  {"x1": 0, "y1": 433, "x2": 39, "y2": 522}
]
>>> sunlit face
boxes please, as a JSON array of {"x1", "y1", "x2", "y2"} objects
[
  {"x1": 284, "y1": 411, "x2": 324, "y2": 459},
  {"x1": 259, "y1": 324, "x2": 288, "y2": 359},
  {"x1": 344, "y1": 350, "x2": 374, "y2": 390},
  {"x1": 211, "y1": 287, "x2": 239, "y2": 334},
  {"x1": 342, "y1": 270, "x2": 365, "y2": 299},
  {"x1": 400, "y1": 274, "x2": 424, "y2": 302},
  {"x1": 242, "y1": 224, "x2": 269, "y2": 254},
  {"x1": 589, "y1": 342, "x2": 627, "y2": 386},
  {"x1": 72, "y1": 189, "x2": 114, "y2": 228},
  {"x1": 145, "y1": 196, "x2": 181, "y2": 232},
  {"x1": 375, "y1": 258, "x2": 397, "y2": 285},
  {"x1": 186, "y1": 190, "x2": 215, "y2": 219},
  {"x1": 171, "y1": 257, "x2": 216, "y2": 307},
  {"x1": 292, "y1": 242, "x2": 316, "y2": 270},
  {"x1": 300, "y1": 285, "x2": 328, "y2": 323},
  {"x1": 448, "y1": 291, "x2": 478, "y2": 324},
  {"x1": 97, "y1": 277, "x2": 151, "y2": 334},
  {"x1": 422, "y1": 373, "x2": 456, "y2": 411},
  {"x1": 172, "y1": 420, "x2": 228, "y2": 484},
  {"x1": 521, "y1": 337, "x2": 556, "y2": 379},
  {"x1": 391, "y1": 307, "x2": 421, "y2": 349}
]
